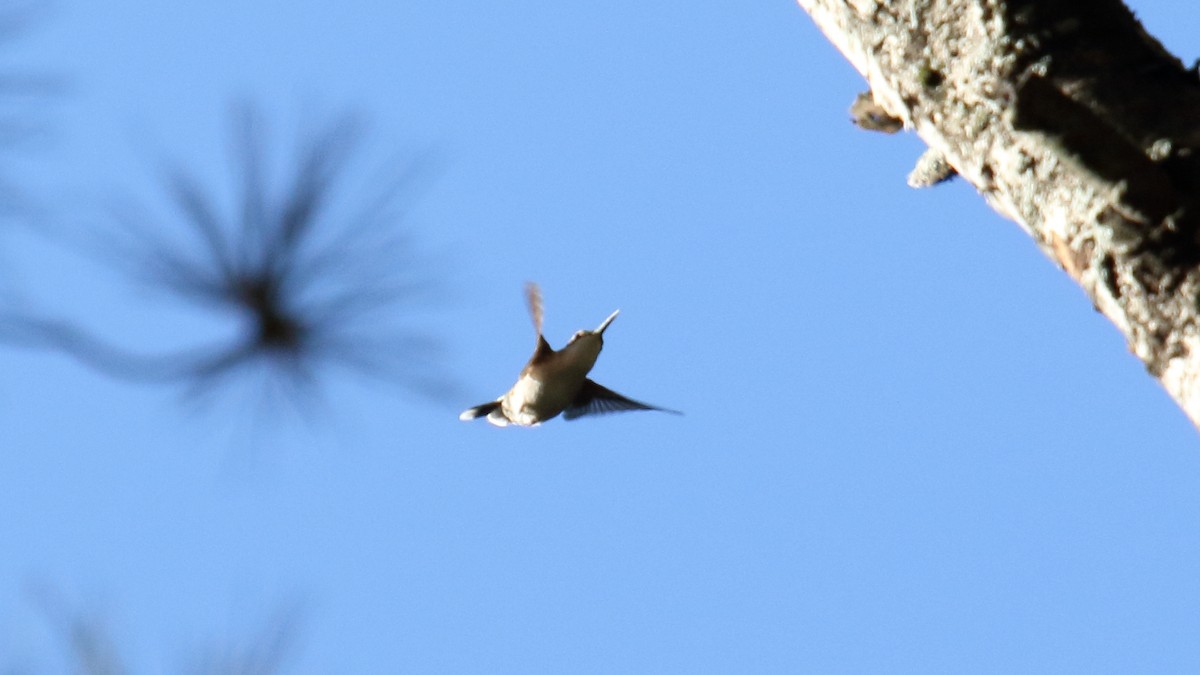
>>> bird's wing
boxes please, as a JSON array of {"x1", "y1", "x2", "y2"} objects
[
  {"x1": 525, "y1": 282, "x2": 543, "y2": 337},
  {"x1": 526, "y1": 281, "x2": 554, "y2": 362},
  {"x1": 563, "y1": 379, "x2": 682, "y2": 420}
]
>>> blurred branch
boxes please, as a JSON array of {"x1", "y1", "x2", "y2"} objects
[
  {"x1": 0, "y1": 104, "x2": 456, "y2": 413},
  {"x1": 23, "y1": 585, "x2": 127, "y2": 675},
  {"x1": 16, "y1": 586, "x2": 302, "y2": 675},
  {"x1": 0, "y1": 312, "x2": 233, "y2": 382},
  {"x1": 187, "y1": 606, "x2": 301, "y2": 675},
  {"x1": 0, "y1": 0, "x2": 64, "y2": 217}
]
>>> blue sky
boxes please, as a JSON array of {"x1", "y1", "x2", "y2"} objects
[{"x1": 1, "y1": 0, "x2": 1199, "y2": 672}]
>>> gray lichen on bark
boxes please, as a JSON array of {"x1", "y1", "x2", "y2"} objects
[{"x1": 799, "y1": 0, "x2": 1200, "y2": 427}]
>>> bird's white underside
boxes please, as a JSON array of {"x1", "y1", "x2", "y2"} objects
[{"x1": 495, "y1": 336, "x2": 602, "y2": 426}]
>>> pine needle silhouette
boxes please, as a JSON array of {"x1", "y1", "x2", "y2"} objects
[
  {"x1": 16, "y1": 586, "x2": 301, "y2": 675},
  {"x1": 18, "y1": 585, "x2": 127, "y2": 675},
  {"x1": 0, "y1": 106, "x2": 452, "y2": 412},
  {"x1": 187, "y1": 606, "x2": 301, "y2": 675},
  {"x1": 0, "y1": 0, "x2": 66, "y2": 215}
]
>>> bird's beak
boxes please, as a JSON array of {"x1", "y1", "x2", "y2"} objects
[{"x1": 595, "y1": 309, "x2": 619, "y2": 335}]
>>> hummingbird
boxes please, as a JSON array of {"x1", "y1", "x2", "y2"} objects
[{"x1": 459, "y1": 283, "x2": 680, "y2": 427}]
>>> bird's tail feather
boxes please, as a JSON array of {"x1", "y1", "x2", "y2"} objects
[{"x1": 459, "y1": 401, "x2": 502, "y2": 421}]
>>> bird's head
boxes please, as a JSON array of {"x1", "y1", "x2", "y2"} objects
[
  {"x1": 566, "y1": 309, "x2": 618, "y2": 346},
  {"x1": 560, "y1": 309, "x2": 619, "y2": 372}
]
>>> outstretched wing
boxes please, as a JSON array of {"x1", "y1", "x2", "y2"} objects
[
  {"x1": 563, "y1": 379, "x2": 681, "y2": 420},
  {"x1": 525, "y1": 282, "x2": 543, "y2": 336},
  {"x1": 525, "y1": 281, "x2": 553, "y2": 362}
]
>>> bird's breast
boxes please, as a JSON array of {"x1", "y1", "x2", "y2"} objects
[{"x1": 502, "y1": 367, "x2": 586, "y2": 426}]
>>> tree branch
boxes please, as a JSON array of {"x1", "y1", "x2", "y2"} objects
[{"x1": 798, "y1": 0, "x2": 1200, "y2": 428}]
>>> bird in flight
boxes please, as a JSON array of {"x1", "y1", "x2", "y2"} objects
[{"x1": 459, "y1": 283, "x2": 680, "y2": 427}]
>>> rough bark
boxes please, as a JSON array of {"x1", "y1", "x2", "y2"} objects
[{"x1": 798, "y1": 0, "x2": 1200, "y2": 428}]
